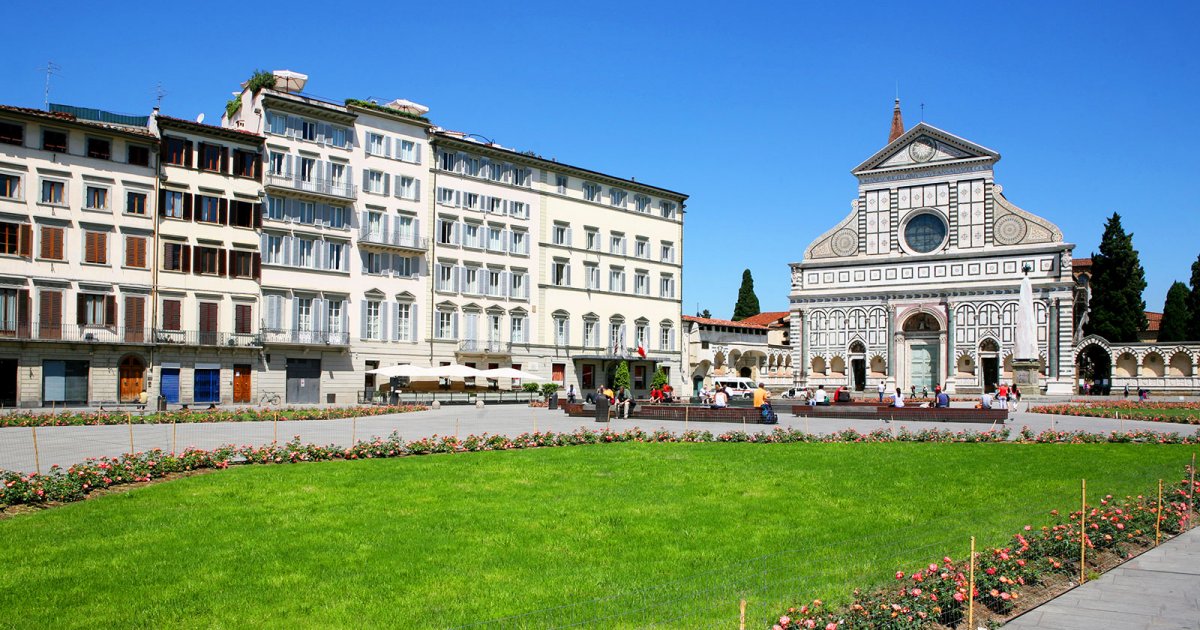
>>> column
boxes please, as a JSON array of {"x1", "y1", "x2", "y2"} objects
[
  {"x1": 798, "y1": 310, "x2": 808, "y2": 382},
  {"x1": 885, "y1": 304, "x2": 895, "y2": 378},
  {"x1": 939, "y1": 331, "x2": 948, "y2": 388},
  {"x1": 1048, "y1": 299, "x2": 1058, "y2": 378},
  {"x1": 946, "y1": 306, "x2": 956, "y2": 384}
]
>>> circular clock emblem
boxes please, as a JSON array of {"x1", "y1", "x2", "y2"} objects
[{"x1": 908, "y1": 138, "x2": 937, "y2": 163}]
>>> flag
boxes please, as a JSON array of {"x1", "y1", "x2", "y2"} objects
[{"x1": 637, "y1": 342, "x2": 646, "y2": 359}]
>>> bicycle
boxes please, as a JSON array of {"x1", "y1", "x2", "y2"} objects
[{"x1": 258, "y1": 391, "x2": 282, "y2": 406}]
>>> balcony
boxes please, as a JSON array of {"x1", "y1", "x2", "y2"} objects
[
  {"x1": 358, "y1": 227, "x2": 429, "y2": 252},
  {"x1": 154, "y1": 330, "x2": 262, "y2": 348},
  {"x1": 0, "y1": 324, "x2": 263, "y2": 347},
  {"x1": 260, "y1": 328, "x2": 350, "y2": 346},
  {"x1": 265, "y1": 172, "x2": 357, "y2": 200},
  {"x1": 457, "y1": 339, "x2": 513, "y2": 355}
]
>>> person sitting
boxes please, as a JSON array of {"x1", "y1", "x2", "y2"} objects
[
  {"x1": 812, "y1": 385, "x2": 828, "y2": 406},
  {"x1": 892, "y1": 388, "x2": 905, "y2": 408},
  {"x1": 567, "y1": 385, "x2": 577, "y2": 404},
  {"x1": 980, "y1": 392, "x2": 993, "y2": 409},
  {"x1": 935, "y1": 390, "x2": 950, "y2": 408},
  {"x1": 615, "y1": 387, "x2": 632, "y2": 418},
  {"x1": 661, "y1": 384, "x2": 674, "y2": 403},
  {"x1": 650, "y1": 386, "x2": 662, "y2": 403},
  {"x1": 711, "y1": 386, "x2": 729, "y2": 409},
  {"x1": 753, "y1": 382, "x2": 770, "y2": 410}
]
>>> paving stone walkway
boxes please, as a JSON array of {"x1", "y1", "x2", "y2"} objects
[{"x1": 1004, "y1": 526, "x2": 1200, "y2": 629}]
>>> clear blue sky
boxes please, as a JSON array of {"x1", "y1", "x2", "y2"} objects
[{"x1": 4, "y1": 1, "x2": 1197, "y2": 317}]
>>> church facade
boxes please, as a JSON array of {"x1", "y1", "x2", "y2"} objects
[{"x1": 789, "y1": 103, "x2": 1075, "y2": 395}]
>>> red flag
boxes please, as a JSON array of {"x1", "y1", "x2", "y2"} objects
[{"x1": 637, "y1": 342, "x2": 646, "y2": 359}]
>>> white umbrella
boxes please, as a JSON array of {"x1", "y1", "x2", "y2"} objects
[
  {"x1": 271, "y1": 70, "x2": 308, "y2": 93},
  {"x1": 366, "y1": 364, "x2": 431, "y2": 378},
  {"x1": 479, "y1": 367, "x2": 543, "y2": 381},
  {"x1": 425, "y1": 363, "x2": 485, "y2": 379}
]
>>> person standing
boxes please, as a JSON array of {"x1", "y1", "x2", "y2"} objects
[
  {"x1": 877, "y1": 380, "x2": 885, "y2": 402},
  {"x1": 996, "y1": 383, "x2": 1009, "y2": 410}
]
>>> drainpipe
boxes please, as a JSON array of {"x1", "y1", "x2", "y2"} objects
[{"x1": 428, "y1": 141, "x2": 438, "y2": 365}]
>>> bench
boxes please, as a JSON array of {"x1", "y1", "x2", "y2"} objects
[
  {"x1": 792, "y1": 404, "x2": 1008, "y2": 424},
  {"x1": 96, "y1": 401, "x2": 147, "y2": 412}
]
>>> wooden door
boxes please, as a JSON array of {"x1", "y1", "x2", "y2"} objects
[
  {"x1": 233, "y1": 364, "x2": 252, "y2": 403},
  {"x1": 118, "y1": 356, "x2": 144, "y2": 402}
]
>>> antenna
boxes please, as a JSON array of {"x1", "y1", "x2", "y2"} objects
[
  {"x1": 154, "y1": 83, "x2": 168, "y2": 109},
  {"x1": 39, "y1": 62, "x2": 61, "y2": 110},
  {"x1": 921, "y1": 102, "x2": 926, "y2": 121}
]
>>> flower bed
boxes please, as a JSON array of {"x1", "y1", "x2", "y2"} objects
[
  {"x1": 0, "y1": 405, "x2": 426, "y2": 428},
  {"x1": 3, "y1": 426, "x2": 1199, "y2": 510},
  {"x1": 771, "y1": 473, "x2": 1199, "y2": 629},
  {"x1": 1030, "y1": 400, "x2": 1200, "y2": 424}
]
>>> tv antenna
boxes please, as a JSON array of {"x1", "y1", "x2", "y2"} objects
[
  {"x1": 39, "y1": 62, "x2": 61, "y2": 109},
  {"x1": 921, "y1": 102, "x2": 926, "y2": 121},
  {"x1": 154, "y1": 83, "x2": 168, "y2": 109}
]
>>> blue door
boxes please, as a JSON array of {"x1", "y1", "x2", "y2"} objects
[
  {"x1": 161, "y1": 368, "x2": 180, "y2": 404},
  {"x1": 194, "y1": 368, "x2": 220, "y2": 403}
]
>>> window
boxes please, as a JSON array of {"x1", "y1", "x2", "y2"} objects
[
  {"x1": 328, "y1": 301, "x2": 344, "y2": 334},
  {"x1": 197, "y1": 196, "x2": 220, "y2": 223},
  {"x1": 609, "y1": 268, "x2": 625, "y2": 292},
  {"x1": 164, "y1": 191, "x2": 184, "y2": 218},
  {"x1": 231, "y1": 250, "x2": 254, "y2": 278},
  {"x1": 268, "y1": 152, "x2": 286, "y2": 176},
  {"x1": 556, "y1": 174, "x2": 568, "y2": 194},
  {"x1": 511, "y1": 272, "x2": 527, "y2": 299},
  {"x1": 439, "y1": 151, "x2": 457, "y2": 171},
  {"x1": 364, "y1": 251, "x2": 388, "y2": 275},
  {"x1": 164, "y1": 137, "x2": 189, "y2": 166},
  {"x1": 365, "y1": 301, "x2": 381, "y2": 340},
  {"x1": 552, "y1": 261, "x2": 570, "y2": 287},
  {"x1": 41, "y1": 180, "x2": 65, "y2": 205},
  {"x1": 200, "y1": 143, "x2": 224, "y2": 172},
  {"x1": 42, "y1": 130, "x2": 67, "y2": 153},
  {"x1": 510, "y1": 315, "x2": 525, "y2": 343},
  {"x1": 437, "y1": 219, "x2": 458, "y2": 245},
  {"x1": 295, "y1": 239, "x2": 314, "y2": 267},
  {"x1": 487, "y1": 226, "x2": 504, "y2": 251},
  {"x1": 328, "y1": 242, "x2": 345, "y2": 271},
  {"x1": 0, "y1": 222, "x2": 28, "y2": 256},
  {"x1": 510, "y1": 230, "x2": 528, "y2": 255},
  {"x1": 465, "y1": 193, "x2": 480, "y2": 211},
  {"x1": 233, "y1": 149, "x2": 258, "y2": 177},
  {"x1": 127, "y1": 145, "x2": 150, "y2": 167},
  {"x1": 399, "y1": 140, "x2": 418, "y2": 162},
  {"x1": 660, "y1": 275, "x2": 676, "y2": 298},
  {"x1": 585, "y1": 264, "x2": 600, "y2": 290},
  {"x1": 398, "y1": 176, "x2": 417, "y2": 200},
  {"x1": 162, "y1": 299, "x2": 182, "y2": 331},
  {"x1": 0, "y1": 173, "x2": 21, "y2": 199},
  {"x1": 584, "y1": 320, "x2": 598, "y2": 347},
  {"x1": 126, "y1": 191, "x2": 147, "y2": 215},
  {"x1": 486, "y1": 269, "x2": 503, "y2": 297},
  {"x1": 462, "y1": 223, "x2": 481, "y2": 249},
  {"x1": 301, "y1": 120, "x2": 318, "y2": 142},
  {"x1": 635, "y1": 195, "x2": 650, "y2": 213},
  {"x1": 0, "y1": 121, "x2": 23, "y2": 146},
  {"x1": 554, "y1": 318, "x2": 569, "y2": 346},
  {"x1": 436, "y1": 311, "x2": 455, "y2": 339},
  {"x1": 296, "y1": 201, "x2": 315, "y2": 224},
  {"x1": 634, "y1": 271, "x2": 649, "y2": 295},
  {"x1": 230, "y1": 200, "x2": 255, "y2": 228},
  {"x1": 583, "y1": 182, "x2": 601, "y2": 202},
  {"x1": 396, "y1": 303, "x2": 412, "y2": 341},
  {"x1": 610, "y1": 233, "x2": 625, "y2": 255},
  {"x1": 366, "y1": 170, "x2": 385, "y2": 194},
  {"x1": 610, "y1": 322, "x2": 624, "y2": 352},
  {"x1": 461, "y1": 266, "x2": 479, "y2": 294},
  {"x1": 660, "y1": 242, "x2": 675, "y2": 262},
  {"x1": 83, "y1": 231, "x2": 107, "y2": 264},
  {"x1": 85, "y1": 186, "x2": 109, "y2": 210},
  {"x1": 366, "y1": 132, "x2": 385, "y2": 156},
  {"x1": 436, "y1": 263, "x2": 456, "y2": 292},
  {"x1": 660, "y1": 201, "x2": 677, "y2": 219},
  {"x1": 437, "y1": 187, "x2": 457, "y2": 206},
  {"x1": 509, "y1": 201, "x2": 528, "y2": 219},
  {"x1": 86, "y1": 138, "x2": 111, "y2": 160},
  {"x1": 635, "y1": 238, "x2": 649, "y2": 259},
  {"x1": 80, "y1": 294, "x2": 111, "y2": 327},
  {"x1": 552, "y1": 224, "x2": 569, "y2": 246},
  {"x1": 235, "y1": 304, "x2": 253, "y2": 335},
  {"x1": 124, "y1": 236, "x2": 147, "y2": 268},
  {"x1": 300, "y1": 157, "x2": 316, "y2": 183},
  {"x1": 610, "y1": 188, "x2": 626, "y2": 207},
  {"x1": 487, "y1": 197, "x2": 503, "y2": 214},
  {"x1": 0, "y1": 288, "x2": 22, "y2": 333},
  {"x1": 263, "y1": 235, "x2": 283, "y2": 265},
  {"x1": 636, "y1": 325, "x2": 648, "y2": 352},
  {"x1": 163, "y1": 242, "x2": 188, "y2": 271},
  {"x1": 40, "y1": 226, "x2": 64, "y2": 260},
  {"x1": 585, "y1": 229, "x2": 599, "y2": 251},
  {"x1": 296, "y1": 298, "x2": 314, "y2": 333},
  {"x1": 266, "y1": 113, "x2": 287, "y2": 135},
  {"x1": 195, "y1": 246, "x2": 221, "y2": 275},
  {"x1": 487, "y1": 162, "x2": 505, "y2": 182}
]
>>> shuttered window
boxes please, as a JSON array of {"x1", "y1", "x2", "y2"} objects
[
  {"x1": 235, "y1": 304, "x2": 252, "y2": 334},
  {"x1": 124, "y1": 296, "x2": 145, "y2": 342},
  {"x1": 83, "y1": 231, "x2": 107, "y2": 264},
  {"x1": 199, "y1": 302, "x2": 219, "y2": 345},
  {"x1": 162, "y1": 299, "x2": 182, "y2": 331},
  {"x1": 0, "y1": 222, "x2": 31, "y2": 256},
  {"x1": 124, "y1": 236, "x2": 147, "y2": 268},
  {"x1": 163, "y1": 243, "x2": 190, "y2": 272},
  {"x1": 40, "y1": 226, "x2": 64, "y2": 260},
  {"x1": 39, "y1": 291, "x2": 62, "y2": 339}
]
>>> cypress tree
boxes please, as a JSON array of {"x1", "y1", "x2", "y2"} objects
[
  {"x1": 1188, "y1": 254, "x2": 1200, "y2": 341},
  {"x1": 1157, "y1": 281, "x2": 1191, "y2": 343},
  {"x1": 732, "y1": 269, "x2": 761, "y2": 321},
  {"x1": 1083, "y1": 213, "x2": 1147, "y2": 342}
]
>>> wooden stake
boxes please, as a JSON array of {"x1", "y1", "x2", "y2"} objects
[
  {"x1": 1156, "y1": 478, "x2": 1163, "y2": 547},
  {"x1": 455, "y1": 418, "x2": 460, "y2": 440},
  {"x1": 1190, "y1": 453, "x2": 1197, "y2": 531},
  {"x1": 352, "y1": 416, "x2": 357, "y2": 445},
  {"x1": 1080, "y1": 478, "x2": 1087, "y2": 584},
  {"x1": 968, "y1": 536, "x2": 976, "y2": 630},
  {"x1": 127, "y1": 412, "x2": 135, "y2": 454},
  {"x1": 171, "y1": 419, "x2": 177, "y2": 455},
  {"x1": 31, "y1": 425, "x2": 41, "y2": 476},
  {"x1": 273, "y1": 412, "x2": 278, "y2": 445},
  {"x1": 684, "y1": 405, "x2": 689, "y2": 433},
  {"x1": 738, "y1": 598, "x2": 746, "y2": 630}
]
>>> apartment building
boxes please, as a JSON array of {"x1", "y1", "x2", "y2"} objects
[
  {"x1": 0, "y1": 105, "x2": 159, "y2": 407},
  {"x1": 148, "y1": 114, "x2": 264, "y2": 405},
  {"x1": 430, "y1": 133, "x2": 687, "y2": 394}
]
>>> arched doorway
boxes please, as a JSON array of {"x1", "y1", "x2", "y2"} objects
[
  {"x1": 979, "y1": 339, "x2": 1000, "y2": 393},
  {"x1": 848, "y1": 341, "x2": 867, "y2": 391},
  {"x1": 1076, "y1": 344, "x2": 1111, "y2": 394},
  {"x1": 900, "y1": 312, "x2": 942, "y2": 392},
  {"x1": 738, "y1": 366, "x2": 752, "y2": 378},
  {"x1": 118, "y1": 355, "x2": 145, "y2": 402}
]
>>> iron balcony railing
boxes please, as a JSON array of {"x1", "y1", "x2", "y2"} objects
[
  {"x1": 154, "y1": 330, "x2": 262, "y2": 348},
  {"x1": 264, "y1": 172, "x2": 357, "y2": 199},
  {"x1": 0, "y1": 324, "x2": 262, "y2": 347},
  {"x1": 260, "y1": 328, "x2": 351, "y2": 346},
  {"x1": 358, "y1": 227, "x2": 429, "y2": 250},
  {"x1": 458, "y1": 339, "x2": 513, "y2": 353}
]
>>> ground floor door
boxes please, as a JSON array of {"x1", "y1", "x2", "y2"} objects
[
  {"x1": 982, "y1": 357, "x2": 999, "y2": 393},
  {"x1": 194, "y1": 368, "x2": 220, "y2": 404},
  {"x1": 233, "y1": 364, "x2": 252, "y2": 403},
  {"x1": 908, "y1": 342, "x2": 939, "y2": 392},
  {"x1": 161, "y1": 368, "x2": 180, "y2": 404},
  {"x1": 118, "y1": 356, "x2": 145, "y2": 402},
  {"x1": 286, "y1": 358, "x2": 321, "y2": 404},
  {"x1": 0, "y1": 359, "x2": 16, "y2": 407},
  {"x1": 693, "y1": 376, "x2": 704, "y2": 397},
  {"x1": 852, "y1": 358, "x2": 866, "y2": 391},
  {"x1": 43, "y1": 360, "x2": 89, "y2": 406}
]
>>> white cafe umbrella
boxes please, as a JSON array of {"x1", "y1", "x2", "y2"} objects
[
  {"x1": 424, "y1": 363, "x2": 485, "y2": 379},
  {"x1": 365, "y1": 364, "x2": 431, "y2": 378},
  {"x1": 479, "y1": 367, "x2": 543, "y2": 381},
  {"x1": 271, "y1": 70, "x2": 308, "y2": 93}
]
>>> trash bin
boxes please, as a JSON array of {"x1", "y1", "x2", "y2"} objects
[
  {"x1": 594, "y1": 396, "x2": 610, "y2": 422},
  {"x1": 157, "y1": 395, "x2": 167, "y2": 412},
  {"x1": 548, "y1": 392, "x2": 559, "y2": 410}
]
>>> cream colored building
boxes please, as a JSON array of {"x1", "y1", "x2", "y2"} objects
[{"x1": 682, "y1": 312, "x2": 791, "y2": 397}]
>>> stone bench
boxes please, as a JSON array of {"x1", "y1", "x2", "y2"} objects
[
  {"x1": 792, "y1": 404, "x2": 1008, "y2": 424},
  {"x1": 562, "y1": 402, "x2": 769, "y2": 424}
]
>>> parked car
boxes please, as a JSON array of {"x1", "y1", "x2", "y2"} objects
[{"x1": 712, "y1": 377, "x2": 756, "y2": 399}]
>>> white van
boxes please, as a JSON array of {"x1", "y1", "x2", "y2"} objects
[{"x1": 711, "y1": 377, "x2": 756, "y2": 399}]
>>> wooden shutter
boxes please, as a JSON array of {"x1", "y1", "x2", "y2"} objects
[
  {"x1": 252, "y1": 252, "x2": 261, "y2": 280},
  {"x1": 253, "y1": 153, "x2": 262, "y2": 178},
  {"x1": 218, "y1": 198, "x2": 228, "y2": 225},
  {"x1": 235, "y1": 304, "x2": 251, "y2": 334},
  {"x1": 104, "y1": 295, "x2": 116, "y2": 328},
  {"x1": 199, "y1": 302, "x2": 218, "y2": 333},
  {"x1": 185, "y1": 141, "x2": 194, "y2": 167},
  {"x1": 40, "y1": 291, "x2": 61, "y2": 339},
  {"x1": 253, "y1": 203, "x2": 262, "y2": 229},
  {"x1": 97, "y1": 232, "x2": 107, "y2": 264},
  {"x1": 84, "y1": 232, "x2": 97, "y2": 264},
  {"x1": 158, "y1": 189, "x2": 167, "y2": 217},
  {"x1": 125, "y1": 295, "x2": 144, "y2": 341},
  {"x1": 40, "y1": 226, "x2": 55, "y2": 259},
  {"x1": 182, "y1": 193, "x2": 193, "y2": 221},
  {"x1": 18, "y1": 224, "x2": 31, "y2": 258},
  {"x1": 17, "y1": 289, "x2": 30, "y2": 336},
  {"x1": 181, "y1": 245, "x2": 191, "y2": 273},
  {"x1": 218, "y1": 248, "x2": 228, "y2": 276},
  {"x1": 125, "y1": 236, "x2": 137, "y2": 267},
  {"x1": 76, "y1": 294, "x2": 86, "y2": 325},
  {"x1": 220, "y1": 146, "x2": 229, "y2": 173}
]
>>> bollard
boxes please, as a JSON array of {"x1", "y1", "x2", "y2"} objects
[
  {"x1": 684, "y1": 405, "x2": 689, "y2": 433},
  {"x1": 533, "y1": 414, "x2": 537, "y2": 434},
  {"x1": 31, "y1": 425, "x2": 41, "y2": 476},
  {"x1": 1080, "y1": 478, "x2": 1087, "y2": 584},
  {"x1": 968, "y1": 536, "x2": 976, "y2": 629},
  {"x1": 1156, "y1": 478, "x2": 1163, "y2": 547}
]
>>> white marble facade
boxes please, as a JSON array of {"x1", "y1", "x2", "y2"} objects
[{"x1": 789, "y1": 122, "x2": 1075, "y2": 395}]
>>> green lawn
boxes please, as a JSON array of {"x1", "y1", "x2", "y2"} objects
[{"x1": 1, "y1": 443, "x2": 1195, "y2": 628}]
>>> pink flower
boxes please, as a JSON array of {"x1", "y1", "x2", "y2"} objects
[
  {"x1": 779, "y1": 616, "x2": 791, "y2": 626},
  {"x1": 928, "y1": 563, "x2": 938, "y2": 572},
  {"x1": 953, "y1": 592, "x2": 965, "y2": 602},
  {"x1": 826, "y1": 624, "x2": 837, "y2": 630},
  {"x1": 895, "y1": 571, "x2": 904, "y2": 580}
]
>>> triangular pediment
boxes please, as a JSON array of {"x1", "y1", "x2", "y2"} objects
[{"x1": 853, "y1": 122, "x2": 1000, "y2": 176}]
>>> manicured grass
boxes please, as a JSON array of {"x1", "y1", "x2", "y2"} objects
[{"x1": 1, "y1": 443, "x2": 1196, "y2": 628}]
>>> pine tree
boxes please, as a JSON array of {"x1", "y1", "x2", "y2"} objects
[
  {"x1": 1188, "y1": 254, "x2": 1200, "y2": 341},
  {"x1": 614, "y1": 361, "x2": 631, "y2": 390},
  {"x1": 732, "y1": 269, "x2": 761, "y2": 321},
  {"x1": 696, "y1": 309, "x2": 712, "y2": 318},
  {"x1": 1157, "y1": 282, "x2": 1191, "y2": 343},
  {"x1": 1083, "y1": 213, "x2": 1147, "y2": 342}
]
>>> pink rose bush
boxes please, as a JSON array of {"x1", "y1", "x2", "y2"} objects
[
  {"x1": 1030, "y1": 400, "x2": 1200, "y2": 425},
  {"x1": 0, "y1": 405, "x2": 426, "y2": 428}
]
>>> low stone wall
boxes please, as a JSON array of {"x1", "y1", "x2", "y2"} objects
[{"x1": 793, "y1": 404, "x2": 1008, "y2": 424}]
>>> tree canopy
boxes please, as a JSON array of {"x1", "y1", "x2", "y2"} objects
[
  {"x1": 732, "y1": 269, "x2": 761, "y2": 321},
  {"x1": 1188, "y1": 254, "x2": 1200, "y2": 341},
  {"x1": 1084, "y1": 213, "x2": 1147, "y2": 342},
  {"x1": 1157, "y1": 281, "x2": 1191, "y2": 343}
]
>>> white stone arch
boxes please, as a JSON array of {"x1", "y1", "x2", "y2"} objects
[
  {"x1": 1168, "y1": 350, "x2": 1194, "y2": 377},
  {"x1": 1114, "y1": 351, "x2": 1138, "y2": 377},
  {"x1": 899, "y1": 305, "x2": 947, "y2": 332},
  {"x1": 1073, "y1": 335, "x2": 1112, "y2": 362},
  {"x1": 1141, "y1": 350, "x2": 1166, "y2": 377}
]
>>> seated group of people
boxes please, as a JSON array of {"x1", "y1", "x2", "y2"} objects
[
  {"x1": 886, "y1": 386, "x2": 950, "y2": 408},
  {"x1": 648, "y1": 384, "x2": 674, "y2": 403}
]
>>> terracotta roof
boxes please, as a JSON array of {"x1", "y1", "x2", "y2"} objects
[
  {"x1": 156, "y1": 114, "x2": 264, "y2": 141},
  {"x1": 1074, "y1": 257, "x2": 1092, "y2": 269},
  {"x1": 888, "y1": 98, "x2": 905, "y2": 143},
  {"x1": 737, "y1": 311, "x2": 790, "y2": 327},
  {"x1": 682, "y1": 315, "x2": 768, "y2": 330},
  {"x1": 0, "y1": 104, "x2": 156, "y2": 138},
  {"x1": 1145, "y1": 311, "x2": 1162, "y2": 332}
]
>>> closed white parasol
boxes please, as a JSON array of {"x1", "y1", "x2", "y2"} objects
[
  {"x1": 365, "y1": 364, "x2": 432, "y2": 378},
  {"x1": 478, "y1": 367, "x2": 543, "y2": 381}
]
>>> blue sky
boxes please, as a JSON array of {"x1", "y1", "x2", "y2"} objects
[{"x1": 4, "y1": 1, "x2": 1197, "y2": 317}]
